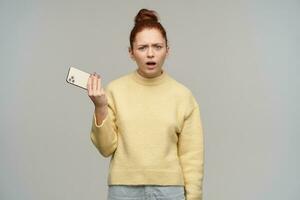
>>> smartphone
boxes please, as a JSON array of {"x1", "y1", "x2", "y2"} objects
[{"x1": 66, "y1": 67, "x2": 91, "y2": 90}]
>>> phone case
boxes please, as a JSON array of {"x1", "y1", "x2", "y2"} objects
[{"x1": 66, "y1": 67, "x2": 91, "y2": 90}]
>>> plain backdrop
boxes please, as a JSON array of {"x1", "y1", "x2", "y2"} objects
[{"x1": 0, "y1": 0, "x2": 299, "y2": 199}]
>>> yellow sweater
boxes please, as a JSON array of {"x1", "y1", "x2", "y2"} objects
[{"x1": 90, "y1": 69, "x2": 204, "y2": 200}]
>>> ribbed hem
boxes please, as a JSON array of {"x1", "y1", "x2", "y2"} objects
[
  {"x1": 107, "y1": 169, "x2": 185, "y2": 186},
  {"x1": 130, "y1": 68, "x2": 169, "y2": 86}
]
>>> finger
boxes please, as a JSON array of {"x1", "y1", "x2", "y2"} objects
[
  {"x1": 91, "y1": 74, "x2": 94, "y2": 91},
  {"x1": 95, "y1": 74, "x2": 99, "y2": 91},
  {"x1": 97, "y1": 75, "x2": 101, "y2": 92},
  {"x1": 100, "y1": 86, "x2": 105, "y2": 94},
  {"x1": 92, "y1": 73, "x2": 97, "y2": 93},
  {"x1": 87, "y1": 75, "x2": 92, "y2": 95}
]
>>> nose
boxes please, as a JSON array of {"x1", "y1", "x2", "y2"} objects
[{"x1": 147, "y1": 47, "x2": 154, "y2": 58}]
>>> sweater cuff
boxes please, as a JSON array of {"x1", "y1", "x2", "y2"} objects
[{"x1": 93, "y1": 112, "x2": 108, "y2": 128}]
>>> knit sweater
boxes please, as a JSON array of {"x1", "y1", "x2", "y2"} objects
[{"x1": 90, "y1": 68, "x2": 204, "y2": 200}]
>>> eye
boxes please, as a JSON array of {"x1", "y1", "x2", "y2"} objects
[
  {"x1": 138, "y1": 46, "x2": 146, "y2": 50},
  {"x1": 155, "y1": 45, "x2": 162, "y2": 49}
]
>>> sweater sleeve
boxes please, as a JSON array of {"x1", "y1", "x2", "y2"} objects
[
  {"x1": 90, "y1": 87, "x2": 118, "y2": 158},
  {"x1": 178, "y1": 99, "x2": 205, "y2": 200}
]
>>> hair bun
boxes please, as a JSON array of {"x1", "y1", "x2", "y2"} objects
[{"x1": 134, "y1": 9, "x2": 159, "y2": 24}]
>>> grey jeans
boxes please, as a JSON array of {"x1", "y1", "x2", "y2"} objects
[{"x1": 107, "y1": 185, "x2": 185, "y2": 200}]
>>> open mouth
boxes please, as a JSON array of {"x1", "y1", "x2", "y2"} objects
[
  {"x1": 146, "y1": 62, "x2": 157, "y2": 69},
  {"x1": 146, "y1": 61, "x2": 156, "y2": 66}
]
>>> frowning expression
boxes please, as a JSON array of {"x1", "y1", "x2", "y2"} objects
[{"x1": 129, "y1": 28, "x2": 169, "y2": 78}]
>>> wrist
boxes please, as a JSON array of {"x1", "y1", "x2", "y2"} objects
[{"x1": 95, "y1": 105, "x2": 108, "y2": 112}]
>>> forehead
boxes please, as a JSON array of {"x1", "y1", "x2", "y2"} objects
[{"x1": 134, "y1": 28, "x2": 165, "y2": 45}]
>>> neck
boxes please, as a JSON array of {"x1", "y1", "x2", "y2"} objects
[
  {"x1": 137, "y1": 69, "x2": 163, "y2": 78},
  {"x1": 131, "y1": 68, "x2": 168, "y2": 86}
]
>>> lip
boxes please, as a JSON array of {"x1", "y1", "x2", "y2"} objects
[
  {"x1": 146, "y1": 64, "x2": 156, "y2": 70},
  {"x1": 146, "y1": 61, "x2": 157, "y2": 69}
]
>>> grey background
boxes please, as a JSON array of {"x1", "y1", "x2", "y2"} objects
[{"x1": 1, "y1": 0, "x2": 299, "y2": 199}]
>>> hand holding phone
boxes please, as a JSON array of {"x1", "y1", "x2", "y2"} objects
[
  {"x1": 87, "y1": 72, "x2": 108, "y2": 108},
  {"x1": 66, "y1": 67, "x2": 108, "y2": 108},
  {"x1": 66, "y1": 67, "x2": 91, "y2": 90}
]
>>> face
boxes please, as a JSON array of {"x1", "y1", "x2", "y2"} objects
[{"x1": 129, "y1": 28, "x2": 169, "y2": 78}]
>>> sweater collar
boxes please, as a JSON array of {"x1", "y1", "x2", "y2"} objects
[{"x1": 131, "y1": 68, "x2": 168, "y2": 86}]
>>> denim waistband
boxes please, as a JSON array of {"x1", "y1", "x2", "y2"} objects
[{"x1": 107, "y1": 185, "x2": 185, "y2": 200}]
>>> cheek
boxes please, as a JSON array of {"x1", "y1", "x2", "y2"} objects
[
  {"x1": 136, "y1": 55, "x2": 144, "y2": 62},
  {"x1": 158, "y1": 53, "x2": 167, "y2": 61},
  {"x1": 135, "y1": 56, "x2": 145, "y2": 65},
  {"x1": 134, "y1": 52, "x2": 144, "y2": 59}
]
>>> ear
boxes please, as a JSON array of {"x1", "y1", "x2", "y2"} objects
[
  {"x1": 128, "y1": 47, "x2": 135, "y2": 60},
  {"x1": 166, "y1": 46, "x2": 170, "y2": 57}
]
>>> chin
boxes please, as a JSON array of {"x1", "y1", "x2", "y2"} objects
[
  {"x1": 148, "y1": 69, "x2": 163, "y2": 76},
  {"x1": 138, "y1": 67, "x2": 160, "y2": 77}
]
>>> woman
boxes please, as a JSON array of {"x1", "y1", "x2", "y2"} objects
[{"x1": 87, "y1": 9, "x2": 204, "y2": 200}]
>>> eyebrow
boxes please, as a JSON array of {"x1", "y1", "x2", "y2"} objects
[{"x1": 137, "y1": 43, "x2": 164, "y2": 47}]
